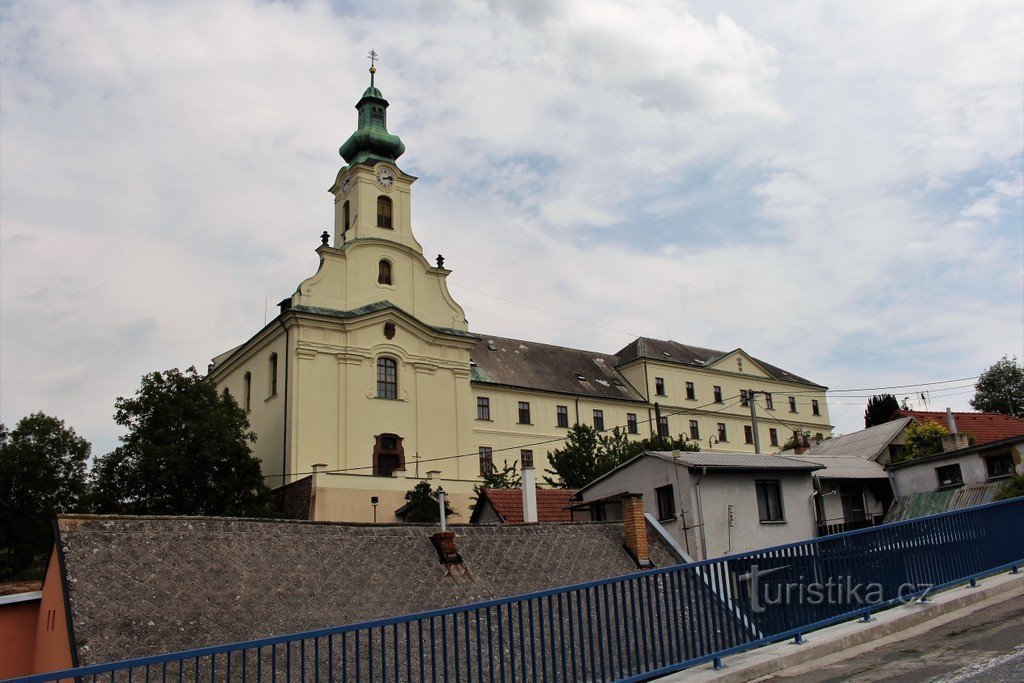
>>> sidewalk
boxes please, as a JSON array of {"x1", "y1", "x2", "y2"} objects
[{"x1": 658, "y1": 569, "x2": 1024, "y2": 683}]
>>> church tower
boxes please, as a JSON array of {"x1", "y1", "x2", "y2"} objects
[{"x1": 210, "y1": 60, "x2": 479, "y2": 522}]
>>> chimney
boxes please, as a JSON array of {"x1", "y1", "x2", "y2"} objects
[
  {"x1": 942, "y1": 433, "x2": 970, "y2": 452},
  {"x1": 426, "y1": 469, "x2": 441, "y2": 480},
  {"x1": 522, "y1": 463, "x2": 538, "y2": 524},
  {"x1": 793, "y1": 431, "x2": 810, "y2": 455},
  {"x1": 621, "y1": 493, "x2": 651, "y2": 567},
  {"x1": 946, "y1": 408, "x2": 958, "y2": 434}
]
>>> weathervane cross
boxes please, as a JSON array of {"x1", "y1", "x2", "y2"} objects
[{"x1": 367, "y1": 49, "x2": 379, "y2": 86}]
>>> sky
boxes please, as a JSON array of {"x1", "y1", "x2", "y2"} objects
[{"x1": 1, "y1": 0, "x2": 1022, "y2": 457}]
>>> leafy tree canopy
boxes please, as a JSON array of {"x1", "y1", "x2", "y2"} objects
[
  {"x1": 544, "y1": 424, "x2": 699, "y2": 489},
  {"x1": 970, "y1": 355, "x2": 1024, "y2": 418},
  {"x1": 864, "y1": 394, "x2": 900, "y2": 428},
  {"x1": 1, "y1": 413, "x2": 90, "y2": 579},
  {"x1": 895, "y1": 421, "x2": 949, "y2": 462},
  {"x1": 472, "y1": 459, "x2": 521, "y2": 508},
  {"x1": 402, "y1": 481, "x2": 456, "y2": 523},
  {"x1": 88, "y1": 367, "x2": 274, "y2": 517}
]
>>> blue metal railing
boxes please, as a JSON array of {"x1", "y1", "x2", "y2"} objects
[{"x1": 9, "y1": 497, "x2": 1024, "y2": 683}]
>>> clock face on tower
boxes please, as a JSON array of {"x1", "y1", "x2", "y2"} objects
[{"x1": 376, "y1": 168, "x2": 395, "y2": 188}]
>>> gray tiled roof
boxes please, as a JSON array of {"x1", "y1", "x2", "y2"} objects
[
  {"x1": 470, "y1": 335, "x2": 645, "y2": 401},
  {"x1": 799, "y1": 418, "x2": 913, "y2": 460},
  {"x1": 646, "y1": 451, "x2": 824, "y2": 471},
  {"x1": 614, "y1": 337, "x2": 824, "y2": 388},
  {"x1": 788, "y1": 456, "x2": 887, "y2": 479},
  {"x1": 57, "y1": 516, "x2": 679, "y2": 665}
]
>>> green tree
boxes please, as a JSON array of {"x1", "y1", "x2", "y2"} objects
[
  {"x1": 970, "y1": 355, "x2": 1024, "y2": 418},
  {"x1": 402, "y1": 481, "x2": 456, "y2": 522},
  {"x1": 897, "y1": 421, "x2": 949, "y2": 462},
  {"x1": 472, "y1": 458, "x2": 521, "y2": 506},
  {"x1": 994, "y1": 474, "x2": 1024, "y2": 501},
  {"x1": 88, "y1": 367, "x2": 274, "y2": 517},
  {"x1": 545, "y1": 424, "x2": 700, "y2": 489},
  {"x1": 864, "y1": 394, "x2": 900, "y2": 428},
  {"x1": 0, "y1": 413, "x2": 90, "y2": 579}
]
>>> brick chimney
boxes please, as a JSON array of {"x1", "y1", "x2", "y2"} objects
[
  {"x1": 942, "y1": 433, "x2": 970, "y2": 452},
  {"x1": 621, "y1": 493, "x2": 651, "y2": 567}
]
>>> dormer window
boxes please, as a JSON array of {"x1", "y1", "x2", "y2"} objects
[
  {"x1": 378, "y1": 259, "x2": 392, "y2": 285},
  {"x1": 377, "y1": 196, "x2": 392, "y2": 228}
]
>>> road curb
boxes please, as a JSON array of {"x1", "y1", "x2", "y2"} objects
[{"x1": 660, "y1": 569, "x2": 1024, "y2": 682}]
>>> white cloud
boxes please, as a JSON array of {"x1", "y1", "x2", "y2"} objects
[{"x1": 1, "y1": 0, "x2": 1022, "y2": 452}]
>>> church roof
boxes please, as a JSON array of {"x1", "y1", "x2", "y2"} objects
[
  {"x1": 55, "y1": 515, "x2": 680, "y2": 664},
  {"x1": 470, "y1": 335, "x2": 645, "y2": 401},
  {"x1": 614, "y1": 337, "x2": 824, "y2": 387}
]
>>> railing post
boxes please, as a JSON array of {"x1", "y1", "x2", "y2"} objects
[
  {"x1": 860, "y1": 612, "x2": 874, "y2": 623},
  {"x1": 1012, "y1": 565, "x2": 1020, "y2": 574},
  {"x1": 793, "y1": 633, "x2": 805, "y2": 644},
  {"x1": 713, "y1": 657, "x2": 724, "y2": 670},
  {"x1": 969, "y1": 577, "x2": 979, "y2": 588}
]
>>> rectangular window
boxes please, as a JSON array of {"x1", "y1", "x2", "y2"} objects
[
  {"x1": 713, "y1": 386, "x2": 723, "y2": 403},
  {"x1": 476, "y1": 397, "x2": 490, "y2": 421},
  {"x1": 685, "y1": 381, "x2": 695, "y2": 400},
  {"x1": 243, "y1": 372, "x2": 251, "y2": 412},
  {"x1": 788, "y1": 396, "x2": 797, "y2": 413},
  {"x1": 765, "y1": 393, "x2": 774, "y2": 410},
  {"x1": 756, "y1": 480, "x2": 784, "y2": 522},
  {"x1": 479, "y1": 447, "x2": 494, "y2": 476},
  {"x1": 811, "y1": 399, "x2": 821, "y2": 416},
  {"x1": 556, "y1": 405, "x2": 569, "y2": 428},
  {"x1": 520, "y1": 449, "x2": 534, "y2": 468},
  {"x1": 689, "y1": 420, "x2": 700, "y2": 439},
  {"x1": 626, "y1": 413, "x2": 638, "y2": 434},
  {"x1": 657, "y1": 416, "x2": 669, "y2": 437},
  {"x1": 376, "y1": 358, "x2": 397, "y2": 400},
  {"x1": 740, "y1": 389, "x2": 750, "y2": 406},
  {"x1": 936, "y1": 464, "x2": 963, "y2": 489},
  {"x1": 717, "y1": 423, "x2": 728, "y2": 442},
  {"x1": 593, "y1": 409, "x2": 604, "y2": 431},
  {"x1": 985, "y1": 453, "x2": 1015, "y2": 479},
  {"x1": 769, "y1": 428, "x2": 779, "y2": 447},
  {"x1": 518, "y1": 401, "x2": 531, "y2": 424},
  {"x1": 655, "y1": 485, "x2": 676, "y2": 521},
  {"x1": 269, "y1": 353, "x2": 279, "y2": 397},
  {"x1": 655, "y1": 377, "x2": 665, "y2": 396},
  {"x1": 744, "y1": 425, "x2": 754, "y2": 444}
]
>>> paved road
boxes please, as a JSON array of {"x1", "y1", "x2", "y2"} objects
[{"x1": 761, "y1": 594, "x2": 1024, "y2": 683}]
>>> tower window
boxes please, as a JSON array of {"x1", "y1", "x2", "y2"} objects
[
  {"x1": 243, "y1": 372, "x2": 252, "y2": 412},
  {"x1": 377, "y1": 196, "x2": 393, "y2": 229},
  {"x1": 343, "y1": 200, "x2": 350, "y2": 233},
  {"x1": 269, "y1": 353, "x2": 278, "y2": 397},
  {"x1": 378, "y1": 259, "x2": 393, "y2": 285},
  {"x1": 376, "y1": 357, "x2": 397, "y2": 399}
]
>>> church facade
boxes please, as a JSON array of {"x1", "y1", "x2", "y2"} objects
[{"x1": 209, "y1": 71, "x2": 833, "y2": 523}]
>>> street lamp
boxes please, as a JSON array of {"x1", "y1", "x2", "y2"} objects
[{"x1": 370, "y1": 496, "x2": 379, "y2": 524}]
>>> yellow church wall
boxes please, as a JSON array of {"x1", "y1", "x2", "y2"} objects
[{"x1": 310, "y1": 472, "x2": 480, "y2": 524}]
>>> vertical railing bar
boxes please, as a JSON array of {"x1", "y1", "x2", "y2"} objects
[
  {"x1": 537, "y1": 598, "x2": 547, "y2": 683},
  {"x1": 570, "y1": 588, "x2": 582, "y2": 683},
  {"x1": 430, "y1": 616, "x2": 437, "y2": 683},
  {"x1": 452, "y1": 614, "x2": 460, "y2": 683},
  {"x1": 406, "y1": 620, "x2": 413, "y2": 683},
  {"x1": 463, "y1": 610, "x2": 471, "y2": 683},
  {"x1": 516, "y1": 600, "x2": 526, "y2": 683},
  {"x1": 556, "y1": 592, "x2": 569, "y2": 683},
  {"x1": 496, "y1": 604, "x2": 506, "y2": 683},
  {"x1": 506, "y1": 600, "x2": 517, "y2": 683},
  {"x1": 545, "y1": 594, "x2": 556, "y2": 683},
  {"x1": 392, "y1": 623, "x2": 399, "y2": 683},
  {"x1": 528, "y1": 598, "x2": 538, "y2": 683},
  {"x1": 379, "y1": 626, "x2": 386, "y2": 683},
  {"x1": 419, "y1": 618, "x2": 425, "y2": 683},
  {"x1": 585, "y1": 586, "x2": 599, "y2": 682},
  {"x1": 627, "y1": 577, "x2": 643, "y2": 675},
  {"x1": 607, "y1": 581, "x2": 623, "y2": 680},
  {"x1": 475, "y1": 609, "x2": 484, "y2": 683}
]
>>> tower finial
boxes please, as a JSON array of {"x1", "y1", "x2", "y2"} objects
[{"x1": 367, "y1": 49, "x2": 379, "y2": 87}]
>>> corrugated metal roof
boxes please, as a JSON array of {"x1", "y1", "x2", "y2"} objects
[
  {"x1": 799, "y1": 418, "x2": 913, "y2": 460},
  {"x1": 789, "y1": 456, "x2": 887, "y2": 479},
  {"x1": 884, "y1": 484, "x2": 1001, "y2": 523}
]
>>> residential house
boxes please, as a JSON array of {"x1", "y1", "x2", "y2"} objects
[
  {"x1": 208, "y1": 69, "x2": 834, "y2": 524},
  {"x1": 1, "y1": 512, "x2": 681, "y2": 676},
  {"x1": 894, "y1": 409, "x2": 1024, "y2": 445},
  {"x1": 885, "y1": 434, "x2": 1024, "y2": 521},
  {"x1": 782, "y1": 418, "x2": 913, "y2": 534},
  {"x1": 570, "y1": 451, "x2": 823, "y2": 560}
]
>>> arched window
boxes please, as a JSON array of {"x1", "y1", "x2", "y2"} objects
[
  {"x1": 269, "y1": 353, "x2": 278, "y2": 397},
  {"x1": 378, "y1": 259, "x2": 393, "y2": 285},
  {"x1": 377, "y1": 357, "x2": 397, "y2": 399},
  {"x1": 342, "y1": 200, "x2": 350, "y2": 233},
  {"x1": 243, "y1": 372, "x2": 252, "y2": 412},
  {"x1": 373, "y1": 433, "x2": 405, "y2": 477},
  {"x1": 377, "y1": 196, "x2": 392, "y2": 229}
]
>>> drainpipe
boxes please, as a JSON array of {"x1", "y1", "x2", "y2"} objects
[
  {"x1": 574, "y1": 394, "x2": 580, "y2": 425},
  {"x1": 278, "y1": 317, "x2": 290, "y2": 484},
  {"x1": 694, "y1": 466, "x2": 708, "y2": 560}
]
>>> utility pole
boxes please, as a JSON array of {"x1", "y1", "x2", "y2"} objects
[{"x1": 748, "y1": 388, "x2": 763, "y2": 454}]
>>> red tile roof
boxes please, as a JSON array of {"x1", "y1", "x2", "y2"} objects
[
  {"x1": 896, "y1": 410, "x2": 1024, "y2": 445},
  {"x1": 480, "y1": 488, "x2": 578, "y2": 524}
]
